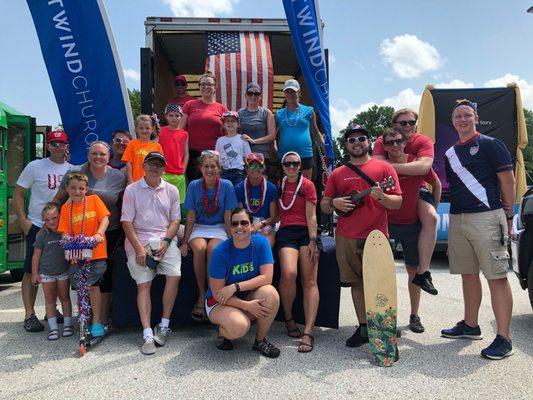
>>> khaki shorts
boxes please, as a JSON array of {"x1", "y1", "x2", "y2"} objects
[
  {"x1": 127, "y1": 238, "x2": 182, "y2": 285},
  {"x1": 448, "y1": 209, "x2": 509, "y2": 280},
  {"x1": 335, "y1": 234, "x2": 364, "y2": 284}
]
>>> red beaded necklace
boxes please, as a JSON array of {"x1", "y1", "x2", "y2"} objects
[
  {"x1": 244, "y1": 177, "x2": 266, "y2": 214},
  {"x1": 202, "y1": 177, "x2": 220, "y2": 214}
]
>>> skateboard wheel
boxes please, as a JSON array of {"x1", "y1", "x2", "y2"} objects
[{"x1": 79, "y1": 344, "x2": 86, "y2": 356}]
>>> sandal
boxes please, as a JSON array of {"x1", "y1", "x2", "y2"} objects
[
  {"x1": 298, "y1": 333, "x2": 314, "y2": 353},
  {"x1": 284, "y1": 318, "x2": 302, "y2": 338},
  {"x1": 47, "y1": 329, "x2": 60, "y2": 341},
  {"x1": 62, "y1": 325, "x2": 74, "y2": 337},
  {"x1": 191, "y1": 303, "x2": 206, "y2": 322}
]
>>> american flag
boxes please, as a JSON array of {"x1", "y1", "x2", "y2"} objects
[{"x1": 205, "y1": 31, "x2": 273, "y2": 111}]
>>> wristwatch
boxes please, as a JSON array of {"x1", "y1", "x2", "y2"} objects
[
  {"x1": 163, "y1": 237, "x2": 173, "y2": 245},
  {"x1": 235, "y1": 282, "x2": 241, "y2": 293},
  {"x1": 328, "y1": 198, "x2": 336, "y2": 210},
  {"x1": 309, "y1": 237, "x2": 318, "y2": 242}
]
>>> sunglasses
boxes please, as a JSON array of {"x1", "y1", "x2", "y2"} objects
[
  {"x1": 246, "y1": 91, "x2": 261, "y2": 97},
  {"x1": 248, "y1": 162, "x2": 263, "y2": 170},
  {"x1": 384, "y1": 138, "x2": 404, "y2": 146},
  {"x1": 396, "y1": 120, "x2": 416, "y2": 127},
  {"x1": 346, "y1": 136, "x2": 367, "y2": 144},
  {"x1": 282, "y1": 161, "x2": 301, "y2": 168},
  {"x1": 112, "y1": 137, "x2": 130, "y2": 145},
  {"x1": 49, "y1": 142, "x2": 68, "y2": 149},
  {"x1": 175, "y1": 82, "x2": 186, "y2": 87},
  {"x1": 231, "y1": 220, "x2": 251, "y2": 228}
]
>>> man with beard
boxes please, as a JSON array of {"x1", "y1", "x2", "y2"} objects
[{"x1": 320, "y1": 124, "x2": 402, "y2": 348}]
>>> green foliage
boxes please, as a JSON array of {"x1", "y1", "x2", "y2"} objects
[
  {"x1": 523, "y1": 108, "x2": 533, "y2": 184},
  {"x1": 333, "y1": 105, "x2": 395, "y2": 166},
  {"x1": 128, "y1": 88, "x2": 141, "y2": 119}
]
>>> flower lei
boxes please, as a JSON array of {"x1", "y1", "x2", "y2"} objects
[
  {"x1": 244, "y1": 177, "x2": 266, "y2": 214},
  {"x1": 202, "y1": 177, "x2": 220, "y2": 214},
  {"x1": 279, "y1": 175, "x2": 303, "y2": 211}
]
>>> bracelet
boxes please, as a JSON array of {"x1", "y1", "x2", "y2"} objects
[
  {"x1": 506, "y1": 216, "x2": 514, "y2": 221},
  {"x1": 163, "y1": 237, "x2": 172, "y2": 245},
  {"x1": 235, "y1": 282, "x2": 241, "y2": 293},
  {"x1": 309, "y1": 237, "x2": 318, "y2": 242},
  {"x1": 328, "y1": 198, "x2": 335, "y2": 209}
]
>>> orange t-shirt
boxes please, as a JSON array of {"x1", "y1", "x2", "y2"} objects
[
  {"x1": 58, "y1": 195, "x2": 110, "y2": 260},
  {"x1": 121, "y1": 139, "x2": 164, "y2": 182}
]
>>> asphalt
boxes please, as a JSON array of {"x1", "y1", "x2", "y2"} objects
[{"x1": 0, "y1": 254, "x2": 532, "y2": 400}]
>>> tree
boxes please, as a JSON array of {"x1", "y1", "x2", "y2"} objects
[
  {"x1": 523, "y1": 108, "x2": 533, "y2": 184},
  {"x1": 334, "y1": 105, "x2": 395, "y2": 165},
  {"x1": 128, "y1": 88, "x2": 141, "y2": 119}
]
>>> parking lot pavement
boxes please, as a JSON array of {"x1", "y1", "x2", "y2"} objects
[{"x1": 1, "y1": 255, "x2": 532, "y2": 400}]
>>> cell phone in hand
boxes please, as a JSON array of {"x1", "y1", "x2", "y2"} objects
[{"x1": 146, "y1": 255, "x2": 159, "y2": 270}]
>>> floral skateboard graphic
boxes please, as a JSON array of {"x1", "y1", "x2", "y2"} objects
[{"x1": 362, "y1": 230, "x2": 398, "y2": 367}]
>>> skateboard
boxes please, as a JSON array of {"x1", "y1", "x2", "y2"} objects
[{"x1": 362, "y1": 229, "x2": 398, "y2": 367}]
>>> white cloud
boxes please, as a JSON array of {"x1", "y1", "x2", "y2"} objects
[
  {"x1": 123, "y1": 68, "x2": 140, "y2": 83},
  {"x1": 330, "y1": 88, "x2": 421, "y2": 136},
  {"x1": 483, "y1": 73, "x2": 533, "y2": 109},
  {"x1": 163, "y1": 0, "x2": 236, "y2": 17},
  {"x1": 435, "y1": 79, "x2": 474, "y2": 89},
  {"x1": 380, "y1": 34, "x2": 441, "y2": 79}
]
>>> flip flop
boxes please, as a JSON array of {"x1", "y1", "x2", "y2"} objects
[
  {"x1": 284, "y1": 318, "x2": 302, "y2": 338},
  {"x1": 298, "y1": 333, "x2": 314, "y2": 353}
]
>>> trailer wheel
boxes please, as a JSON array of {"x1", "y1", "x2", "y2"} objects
[{"x1": 10, "y1": 269, "x2": 24, "y2": 282}]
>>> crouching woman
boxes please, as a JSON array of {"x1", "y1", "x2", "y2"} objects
[{"x1": 206, "y1": 208, "x2": 281, "y2": 358}]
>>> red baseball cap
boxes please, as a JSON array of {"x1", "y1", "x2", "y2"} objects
[
  {"x1": 175, "y1": 75, "x2": 187, "y2": 84},
  {"x1": 245, "y1": 152, "x2": 265, "y2": 165},
  {"x1": 47, "y1": 130, "x2": 68, "y2": 143}
]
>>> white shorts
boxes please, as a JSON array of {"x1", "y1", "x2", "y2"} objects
[
  {"x1": 189, "y1": 223, "x2": 228, "y2": 242},
  {"x1": 205, "y1": 298, "x2": 220, "y2": 320},
  {"x1": 127, "y1": 238, "x2": 182, "y2": 285},
  {"x1": 40, "y1": 272, "x2": 70, "y2": 283}
]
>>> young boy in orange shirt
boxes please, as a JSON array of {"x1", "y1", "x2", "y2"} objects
[
  {"x1": 58, "y1": 172, "x2": 110, "y2": 337},
  {"x1": 122, "y1": 114, "x2": 164, "y2": 184}
]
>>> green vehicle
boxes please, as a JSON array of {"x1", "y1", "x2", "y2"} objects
[{"x1": 0, "y1": 101, "x2": 46, "y2": 280}]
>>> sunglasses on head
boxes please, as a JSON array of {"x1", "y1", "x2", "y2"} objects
[
  {"x1": 246, "y1": 91, "x2": 261, "y2": 97},
  {"x1": 231, "y1": 220, "x2": 251, "y2": 228},
  {"x1": 346, "y1": 135, "x2": 367, "y2": 144},
  {"x1": 384, "y1": 138, "x2": 404, "y2": 146},
  {"x1": 282, "y1": 161, "x2": 301, "y2": 168},
  {"x1": 396, "y1": 120, "x2": 416, "y2": 127},
  {"x1": 112, "y1": 137, "x2": 130, "y2": 145}
]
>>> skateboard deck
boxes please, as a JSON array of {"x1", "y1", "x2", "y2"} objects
[{"x1": 362, "y1": 229, "x2": 398, "y2": 367}]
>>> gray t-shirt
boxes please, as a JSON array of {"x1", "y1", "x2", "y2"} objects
[
  {"x1": 34, "y1": 229, "x2": 69, "y2": 276},
  {"x1": 61, "y1": 166, "x2": 126, "y2": 230},
  {"x1": 238, "y1": 107, "x2": 270, "y2": 159}
]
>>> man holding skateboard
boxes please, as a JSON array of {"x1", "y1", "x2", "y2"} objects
[
  {"x1": 382, "y1": 128, "x2": 442, "y2": 333},
  {"x1": 320, "y1": 124, "x2": 402, "y2": 347},
  {"x1": 441, "y1": 100, "x2": 515, "y2": 360}
]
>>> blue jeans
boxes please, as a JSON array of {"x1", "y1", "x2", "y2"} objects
[{"x1": 221, "y1": 168, "x2": 244, "y2": 187}]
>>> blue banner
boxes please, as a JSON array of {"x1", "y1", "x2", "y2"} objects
[
  {"x1": 27, "y1": 0, "x2": 133, "y2": 164},
  {"x1": 283, "y1": 0, "x2": 334, "y2": 167}
]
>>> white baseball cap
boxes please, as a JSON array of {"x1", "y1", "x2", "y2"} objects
[{"x1": 283, "y1": 79, "x2": 300, "y2": 92}]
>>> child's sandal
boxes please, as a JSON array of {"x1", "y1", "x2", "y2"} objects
[
  {"x1": 62, "y1": 325, "x2": 74, "y2": 337},
  {"x1": 47, "y1": 329, "x2": 60, "y2": 341}
]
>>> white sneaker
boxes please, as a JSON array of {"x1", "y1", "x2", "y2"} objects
[
  {"x1": 141, "y1": 336, "x2": 156, "y2": 355},
  {"x1": 153, "y1": 325, "x2": 171, "y2": 346}
]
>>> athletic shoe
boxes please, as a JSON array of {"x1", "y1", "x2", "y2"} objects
[
  {"x1": 481, "y1": 335, "x2": 514, "y2": 360},
  {"x1": 412, "y1": 271, "x2": 438, "y2": 295},
  {"x1": 252, "y1": 338, "x2": 281, "y2": 358},
  {"x1": 44, "y1": 309, "x2": 64, "y2": 324},
  {"x1": 90, "y1": 323, "x2": 105, "y2": 338},
  {"x1": 346, "y1": 325, "x2": 369, "y2": 347},
  {"x1": 154, "y1": 325, "x2": 171, "y2": 346},
  {"x1": 216, "y1": 335, "x2": 233, "y2": 351},
  {"x1": 441, "y1": 320, "x2": 483, "y2": 339},
  {"x1": 141, "y1": 336, "x2": 156, "y2": 355},
  {"x1": 409, "y1": 314, "x2": 425, "y2": 333},
  {"x1": 24, "y1": 314, "x2": 44, "y2": 332}
]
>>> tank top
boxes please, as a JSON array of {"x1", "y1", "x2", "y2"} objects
[{"x1": 238, "y1": 107, "x2": 270, "y2": 159}]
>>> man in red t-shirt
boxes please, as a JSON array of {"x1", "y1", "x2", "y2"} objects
[
  {"x1": 321, "y1": 123, "x2": 402, "y2": 349},
  {"x1": 373, "y1": 108, "x2": 439, "y2": 298},
  {"x1": 169, "y1": 75, "x2": 196, "y2": 107},
  {"x1": 382, "y1": 128, "x2": 442, "y2": 334}
]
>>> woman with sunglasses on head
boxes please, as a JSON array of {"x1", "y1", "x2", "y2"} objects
[
  {"x1": 108, "y1": 130, "x2": 132, "y2": 171},
  {"x1": 238, "y1": 83, "x2": 276, "y2": 175},
  {"x1": 53, "y1": 141, "x2": 127, "y2": 328},
  {"x1": 180, "y1": 71, "x2": 228, "y2": 183},
  {"x1": 275, "y1": 79, "x2": 325, "y2": 180},
  {"x1": 205, "y1": 208, "x2": 281, "y2": 357},
  {"x1": 181, "y1": 150, "x2": 237, "y2": 321},
  {"x1": 373, "y1": 108, "x2": 439, "y2": 296},
  {"x1": 276, "y1": 151, "x2": 320, "y2": 353},
  {"x1": 235, "y1": 153, "x2": 278, "y2": 247}
]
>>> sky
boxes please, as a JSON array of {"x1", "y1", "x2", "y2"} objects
[{"x1": 2, "y1": 0, "x2": 533, "y2": 137}]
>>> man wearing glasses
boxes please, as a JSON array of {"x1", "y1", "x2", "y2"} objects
[
  {"x1": 170, "y1": 75, "x2": 196, "y2": 107},
  {"x1": 14, "y1": 130, "x2": 72, "y2": 332},
  {"x1": 121, "y1": 151, "x2": 182, "y2": 355},
  {"x1": 320, "y1": 124, "x2": 402, "y2": 349}
]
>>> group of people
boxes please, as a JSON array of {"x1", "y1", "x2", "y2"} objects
[{"x1": 15, "y1": 71, "x2": 515, "y2": 361}]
